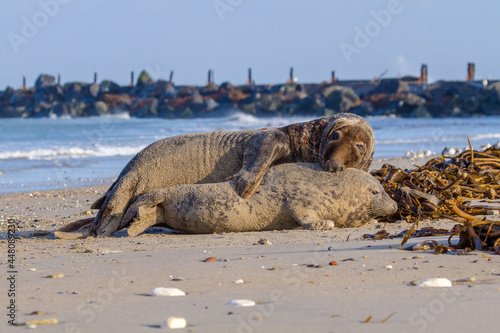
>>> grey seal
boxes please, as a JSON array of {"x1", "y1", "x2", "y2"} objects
[
  {"x1": 85, "y1": 113, "x2": 375, "y2": 236},
  {"x1": 120, "y1": 163, "x2": 397, "y2": 235}
]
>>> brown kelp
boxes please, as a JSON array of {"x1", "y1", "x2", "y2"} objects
[{"x1": 371, "y1": 145, "x2": 500, "y2": 253}]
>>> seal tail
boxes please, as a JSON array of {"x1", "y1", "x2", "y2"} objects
[
  {"x1": 90, "y1": 174, "x2": 138, "y2": 237},
  {"x1": 90, "y1": 179, "x2": 118, "y2": 209}
]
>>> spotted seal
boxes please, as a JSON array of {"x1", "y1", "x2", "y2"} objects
[
  {"x1": 84, "y1": 113, "x2": 374, "y2": 236},
  {"x1": 119, "y1": 163, "x2": 397, "y2": 235}
]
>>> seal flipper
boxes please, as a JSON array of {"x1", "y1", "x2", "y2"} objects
[
  {"x1": 127, "y1": 206, "x2": 158, "y2": 237},
  {"x1": 90, "y1": 174, "x2": 138, "y2": 237},
  {"x1": 290, "y1": 208, "x2": 336, "y2": 230},
  {"x1": 90, "y1": 179, "x2": 118, "y2": 209},
  {"x1": 55, "y1": 217, "x2": 94, "y2": 239},
  {"x1": 235, "y1": 130, "x2": 290, "y2": 198}
]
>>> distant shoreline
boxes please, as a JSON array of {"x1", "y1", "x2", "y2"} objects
[{"x1": 1, "y1": 71, "x2": 500, "y2": 119}]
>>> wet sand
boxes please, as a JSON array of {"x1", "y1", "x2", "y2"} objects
[{"x1": 1, "y1": 156, "x2": 499, "y2": 332}]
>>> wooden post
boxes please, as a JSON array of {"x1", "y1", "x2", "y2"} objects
[
  {"x1": 247, "y1": 68, "x2": 253, "y2": 85},
  {"x1": 207, "y1": 70, "x2": 213, "y2": 85},
  {"x1": 330, "y1": 71, "x2": 337, "y2": 83},
  {"x1": 93, "y1": 72, "x2": 97, "y2": 84},
  {"x1": 130, "y1": 71, "x2": 134, "y2": 86},
  {"x1": 22, "y1": 76, "x2": 26, "y2": 91},
  {"x1": 467, "y1": 63, "x2": 475, "y2": 81},
  {"x1": 287, "y1": 67, "x2": 294, "y2": 84},
  {"x1": 168, "y1": 70, "x2": 174, "y2": 84},
  {"x1": 419, "y1": 64, "x2": 428, "y2": 84}
]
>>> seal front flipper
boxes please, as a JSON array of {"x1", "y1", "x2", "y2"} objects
[
  {"x1": 235, "y1": 131, "x2": 290, "y2": 198},
  {"x1": 290, "y1": 209, "x2": 336, "y2": 230}
]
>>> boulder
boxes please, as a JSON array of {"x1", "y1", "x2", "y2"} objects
[
  {"x1": 99, "y1": 80, "x2": 121, "y2": 95},
  {"x1": 372, "y1": 79, "x2": 409, "y2": 95},
  {"x1": 322, "y1": 86, "x2": 360, "y2": 112},
  {"x1": 137, "y1": 70, "x2": 153, "y2": 87},
  {"x1": 35, "y1": 74, "x2": 55, "y2": 90}
]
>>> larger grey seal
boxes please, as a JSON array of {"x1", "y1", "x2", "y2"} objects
[
  {"x1": 120, "y1": 164, "x2": 397, "y2": 235},
  {"x1": 87, "y1": 113, "x2": 374, "y2": 236}
]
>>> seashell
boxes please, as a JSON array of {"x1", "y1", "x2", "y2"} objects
[
  {"x1": 151, "y1": 287, "x2": 186, "y2": 297},
  {"x1": 415, "y1": 278, "x2": 452, "y2": 287},
  {"x1": 161, "y1": 317, "x2": 187, "y2": 329},
  {"x1": 226, "y1": 299, "x2": 256, "y2": 307}
]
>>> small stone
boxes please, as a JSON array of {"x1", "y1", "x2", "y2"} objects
[
  {"x1": 386, "y1": 265, "x2": 393, "y2": 270},
  {"x1": 151, "y1": 287, "x2": 186, "y2": 296},
  {"x1": 203, "y1": 257, "x2": 218, "y2": 262},
  {"x1": 161, "y1": 317, "x2": 187, "y2": 329},
  {"x1": 234, "y1": 279, "x2": 245, "y2": 284},
  {"x1": 455, "y1": 277, "x2": 476, "y2": 283},
  {"x1": 486, "y1": 210, "x2": 499, "y2": 215},
  {"x1": 29, "y1": 268, "x2": 37, "y2": 271},
  {"x1": 329, "y1": 261, "x2": 338, "y2": 266},
  {"x1": 254, "y1": 238, "x2": 272, "y2": 245},
  {"x1": 226, "y1": 299, "x2": 256, "y2": 307},
  {"x1": 47, "y1": 273, "x2": 64, "y2": 278},
  {"x1": 171, "y1": 278, "x2": 184, "y2": 281}
]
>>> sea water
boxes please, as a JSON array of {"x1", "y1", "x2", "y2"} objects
[{"x1": 1, "y1": 112, "x2": 500, "y2": 193}]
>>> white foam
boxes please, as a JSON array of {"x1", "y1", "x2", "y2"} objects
[{"x1": 0, "y1": 145, "x2": 145, "y2": 160}]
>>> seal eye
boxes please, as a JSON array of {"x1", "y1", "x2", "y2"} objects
[
  {"x1": 355, "y1": 143, "x2": 365, "y2": 151},
  {"x1": 371, "y1": 189, "x2": 379, "y2": 195}
]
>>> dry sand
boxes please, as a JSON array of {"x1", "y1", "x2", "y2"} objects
[{"x1": 1, "y1": 157, "x2": 499, "y2": 332}]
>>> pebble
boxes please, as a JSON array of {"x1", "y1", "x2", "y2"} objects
[
  {"x1": 171, "y1": 278, "x2": 184, "y2": 281},
  {"x1": 29, "y1": 268, "x2": 37, "y2": 271},
  {"x1": 226, "y1": 299, "x2": 256, "y2": 307},
  {"x1": 486, "y1": 210, "x2": 499, "y2": 215},
  {"x1": 151, "y1": 287, "x2": 186, "y2": 297},
  {"x1": 329, "y1": 261, "x2": 338, "y2": 266},
  {"x1": 385, "y1": 265, "x2": 393, "y2": 270},
  {"x1": 412, "y1": 240, "x2": 438, "y2": 251},
  {"x1": 414, "y1": 278, "x2": 452, "y2": 287},
  {"x1": 455, "y1": 277, "x2": 476, "y2": 283},
  {"x1": 46, "y1": 273, "x2": 64, "y2": 278},
  {"x1": 234, "y1": 279, "x2": 245, "y2": 284},
  {"x1": 161, "y1": 317, "x2": 187, "y2": 329},
  {"x1": 203, "y1": 257, "x2": 218, "y2": 262}
]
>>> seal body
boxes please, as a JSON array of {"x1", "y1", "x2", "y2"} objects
[
  {"x1": 89, "y1": 113, "x2": 375, "y2": 236},
  {"x1": 121, "y1": 164, "x2": 397, "y2": 235}
]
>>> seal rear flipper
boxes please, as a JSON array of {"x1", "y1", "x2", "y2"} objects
[
  {"x1": 90, "y1": 180, "x2": 117, "y2": 209},
  {"x1": 90, "y1": 194, "x2": 107, "y2": 210},
  {"x1": 127, "y1": 206, "x2": 158, "y2": 237},
  {"x1": 55, "y1": 217, "x2": 94, "y2": 239}
]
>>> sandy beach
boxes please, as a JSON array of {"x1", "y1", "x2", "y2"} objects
[{"x1": 1, "y1": 156, "x2": 499, "y2": 332}]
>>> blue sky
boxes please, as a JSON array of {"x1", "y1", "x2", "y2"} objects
[{"x1": 1, "y1": 0, "x2": 498, "y2": 89}]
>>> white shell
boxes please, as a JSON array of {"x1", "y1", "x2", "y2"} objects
[
  {"x1": 226, "y1": 299, "x2": 256, "y2": 307},
  {"x1": 151, "y1": 287, "x2": 186, "y2": 296},
  {"x1": 234, "y1": 279, "x2": 245, "y2": 284},
  {"x1": 416, "y1": 278, "x2": 452, "y2": 287},
  {"x1": 161, "y1": 317, "x2": 187, "y2": 329}
]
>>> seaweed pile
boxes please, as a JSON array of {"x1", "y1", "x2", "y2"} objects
[{"x1": 371, "y1": 144, "x2": 500, "y2": 254}]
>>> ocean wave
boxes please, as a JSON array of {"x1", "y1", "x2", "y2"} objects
[
  {"x1": 376, "y1": 133, "x2": 500, "y2": 145},
  {"x1": 0, "y1": 145, "x2": 145, "y2": 161}
]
